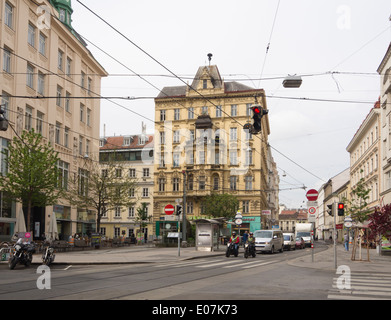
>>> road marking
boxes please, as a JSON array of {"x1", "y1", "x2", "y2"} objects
[
  {"x1": 63, "y1": 265, "x2": 72, "y2": 271},
  {"x1": 241, "y1": 261, "x2": 274, "y2": 269}
]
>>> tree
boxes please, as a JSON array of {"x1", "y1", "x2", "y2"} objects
[
  {"x1": 342, "y1": 176, "x2": 371, "y2": 223},
  {"x1": 203, "y1": 193, "x2": 239, "y2": 219},
  {"x1": 65, "y1": 159, "x2": 137, "y2": 233},
  {"x1": 368, "y1": 204, "x2": 391, "y2": 243},
  {"x1": 135, "y1": 202, "x2": 151, "y2": 243},
  {"x1": 0, "y1": 129, "x2": 62, "y2": 231}
]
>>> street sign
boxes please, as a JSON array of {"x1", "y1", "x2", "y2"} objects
[
  {"x1": 235, "y1": 211, "x2": 243, "y2": 225},
  {"x1": 164, "y1": 204, "x2": 175, "y2": 216},
  {"x1": 306, "y1": 189, "x2": 319, "y2": 201}
]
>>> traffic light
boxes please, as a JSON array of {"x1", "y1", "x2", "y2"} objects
[
  {"x1": 251, "y1": 105, "x2": 268, "y2": 135},
  {"x1": 338, "y1": 203, "x2": 345, "y2": 216},
  {"x1": 327, "y1": 204, "x2": 333, "y2": 216},
  {"x1": 176, "y1": 205, "x2": 182, "y2": 216}
]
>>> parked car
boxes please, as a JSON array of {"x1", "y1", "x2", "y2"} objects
[
  {"x1": 283, "y1": 233, "x2": 295, "y2": 251},
  {"x1": 254, "y1": 230, "x2": 284, "y2": 254},
  {"x1": 295, "y1": 236, "x2": 305, "y2": 249}
]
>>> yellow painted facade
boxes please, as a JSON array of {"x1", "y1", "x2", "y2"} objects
[{"x1": 153, "y1": 65, "x2": 276, "y2": 237}]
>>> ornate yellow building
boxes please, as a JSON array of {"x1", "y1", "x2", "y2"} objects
[{"x1": 153, "y1": 65, "x2": 275, "y2": 238}]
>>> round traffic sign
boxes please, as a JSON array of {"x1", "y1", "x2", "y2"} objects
[
  {"x1": 164, "y1": 204, "x2": 175, "y2": 216},
  {"x1": 306, "y1": 189, "x2": 319, "y2": 201},
  {"x1": 308, "y1": 207, "x2": 316, "y2": 215}
]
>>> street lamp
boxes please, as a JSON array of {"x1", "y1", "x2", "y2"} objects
[{"x1": 283, "y1": 75, "x2": 302, "y2": 88}]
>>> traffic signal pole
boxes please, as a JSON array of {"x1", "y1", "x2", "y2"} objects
[{"x1": 334, "y1": 200, "x2": 337, "y2": 269}]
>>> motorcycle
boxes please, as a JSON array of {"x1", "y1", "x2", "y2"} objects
[
  {"x1": 244, "y1": 242, "x2": 256, "y2": 258},
  {"x1": 42, "y1": 243, "x2": 55, "y2": 266},
  {"x1": 9, "y1": 239, "x2": 36, "y2": 270},
  {"x1": 226, "y1": 242, "x2": 239, "y2": 257}
]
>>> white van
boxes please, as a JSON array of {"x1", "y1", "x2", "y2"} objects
[
  {"x1": 254, "y1": 230, "x2": 284, "y2": 254},
  {"x1": 283, "y1": 233, "x2": 296, "y2": 251}
]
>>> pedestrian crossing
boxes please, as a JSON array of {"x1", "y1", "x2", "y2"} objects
[
  {"x1": 328, "y1": 272, "x2": 391, "y2": 300},
  {"x1": 153, "y1": 258, "x2": 275, "y2": 271}
]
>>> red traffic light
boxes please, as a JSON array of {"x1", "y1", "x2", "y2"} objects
[
  {"x1": 338, "y1": 203, "x2": 344, "y2": 210},
  {"x1": 252, "y1": 107, "x2": 261, "y2": 114}
]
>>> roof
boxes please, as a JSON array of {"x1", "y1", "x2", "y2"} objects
[
  {"x1": 156, "y1": 65, "x2": 260, "y2": 99},
  {"x1": 100, "y1": 135, "x2": 154, "y2": 151}
]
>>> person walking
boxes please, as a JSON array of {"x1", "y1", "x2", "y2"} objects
[{"x1": 344, "y1": 233, "x2": 349, "y2": 251}]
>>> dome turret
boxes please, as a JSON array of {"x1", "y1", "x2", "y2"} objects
[{"x1": 50, "y1": 0, "x2": 73, "y2": 28}]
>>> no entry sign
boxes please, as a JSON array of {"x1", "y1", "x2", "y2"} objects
[
  {"x1": 164, "y1": 204, "x2": 175, "y2": 216},
  {"x1": 306, "y1": 189, "x2": 319, "y2": 201}
]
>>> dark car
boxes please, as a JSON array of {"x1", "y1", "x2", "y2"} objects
[{"x1": 295, "y1": 237, "x2": 305, "y2": 249}]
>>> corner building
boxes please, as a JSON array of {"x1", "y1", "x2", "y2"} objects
[
  {"x1": 153, "y1": 65, "x2": 276, "y2": 238},
  {"x1": 0, "y1": 0, "x2": 107, "y2": 241}
]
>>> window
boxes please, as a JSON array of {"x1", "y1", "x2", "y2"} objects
[
  {"x1": 65, "y1": 92, "x2": 71, "y2": 112},
  {"x1": 203, "y1": 79, "x2": 207, "y2": 89},
  {"x1": 57, "y1": 160, "x2": 69, "y2": 190},
  {"x1": 3, "y1": 48, "x2": 11, "y2": 73},
  {"x1": 80, "y1": 104, "x2": 85, "y2": 122},
  {"x1": 66, "y1": 57, "x2": 72, "y2": 76},
  {"x1": 173, "y1": 153, "x2": 180, "y2": 167},
  {"x1": 215, "y1": 105, "x2": 222, "y2": 117},
  {"x1": 64, "y1": 127, "x2": 69, "y2": 148},
  {"x1": 79, "y1": 136, "x2": 83, "y2": 155},
  {"x1": 38, "y1": 72, "x2": 45, "y2": 95},
  {"x1": 115, "y1": 168, "x2": 122, "y2": 178},
  {"x1": 242, "y1": 200, "x2": 250, "y2": 214},
  {"x1": 78, "y1": 168, "x2": 89, "y2": 196},
  {"x1": 36, "y1": 111, "x2": 44, "y2": 135},
  {"x1": 230, "y1": 176, "x2": 237, "y2": 190},
  {"x1": 58, "y1": 50, "x2": 64, "y2": 70},
  {"x1": 158, "y1": 178, "x2": 165, "y2": 192},
  {"x1": 28, "y1": 23, "x2": 36, "y2": 47},
  {"x1": 188, "y1": 175, "x2": 194, "y2": 191},
  {"x1": 115, "y1": 207, "x2": 121, "y2": 218},
  {"x1": 2, "y1": 93, "x2": 10, "y2": 120},
  {"x1": 59, "y1": 8, "x2": 66, "y2": 22},
  {"x1": 188, "y1": 107, "x2": 194, "y2": 119},
  {"x1": 129, "y1": 168, "x2": 136, "y2": 178},
  {"x1": 173, "y1": 178, "x2": 180, "y2": 192},
  {"x1": 5, "y1": 2, "x2": 13, "y2": 29},
  {"x1": 56, "y1": 86, "x2": 63, "y2": 107},
  {"x1": 88, "y1": 78, "x2": 92, "y2": 94},
  {"x1": 199, "y1": 176, "x2": 205, "y2": 190},
  {"x1": 173, "y1": 130, "x2": 180, "y2": 143},
  {"x1": 81, "y1": 72, "x2": 85, "y2": 88},
  {"x1": 202, "y1": 106, "x2": 208, "y2": 115},
  {"x1": 160, "y1": 132, "x2": 165, "y2": 145},
  {"x1": 143, "y1": 168, "x2": 150, "y2": 177},
  {"x1": 245, "y1": 149, "x2": 253, "y2": 165},
  {"x1": 174, "y1": 109, "x2": 180, "y2": 120},
  {"x1": 230, "y1": 150, "x2": 238, "y2": 165},
  {"x1": 187, "y1": 202, "x2": 193, "y2": 214},
  {"x1": 160, "y1": 110, "x2": 166, "y2": 121},
  {"x1": 129, "y1": 188, "x2": 135, "y2": 197},
  {"x1": 55, "y1": 122, "x2": 61, "y2": 144},
  {"x1": 230, "y1": 128, "x2": 237, "y2": 141},
  {"x1": 231, "y1": 105, "x2": 237, "y2": 116},
  {"x1": 27, "y1": 64, "x2": 34, "y2": 89},
  {"x1": 39, "y1": 33, "x2": 46, "y2": 56},
  {"x1": 0, "y1": 138, "x2": 9, "y2": 176},
  {"x1": 142, "y1": 188, "x2": 149, "y2": 197},
  {"x1": 213, "y1": 176, "x2": 219, "y2": 190},
  {"x1": 128, "y1": 207, "x2": 135, "y2": 218},
  {"x1": 199, "y1": 151, "x2": 205, "y2": 165},
  {"x1": 25, "y1": 106, "x2": 33, "y2": 131},
  {"x1": 87, "y1": 109, "x2": 91, "y2": 126},
  {"x1": 245, "y1": 176, "x2": 253, "y2": 190}
]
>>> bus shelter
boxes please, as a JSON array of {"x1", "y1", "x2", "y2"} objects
[{"x1": 193, "y1": 218, "x2": 225, "y2": 252}]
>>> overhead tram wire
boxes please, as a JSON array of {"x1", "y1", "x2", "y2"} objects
[{"x1": 76, "y1": 1, "x2": 329, "y2": 184}]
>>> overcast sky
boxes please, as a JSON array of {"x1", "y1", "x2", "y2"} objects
[{"x1": 71, "y1": 0, "x2": 391, "y2": 208}]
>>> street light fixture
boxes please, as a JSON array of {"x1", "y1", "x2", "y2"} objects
[{"x1": 283, "y1": 75, "x2": 302, "y2": 88}]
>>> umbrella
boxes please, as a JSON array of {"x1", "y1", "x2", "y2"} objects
[
  {"x1": 46, "y1": 213, "x2": 59, "y2": 241},
  {"x1": 14, "y1": 208, "x2": 27, "y2": 234}
]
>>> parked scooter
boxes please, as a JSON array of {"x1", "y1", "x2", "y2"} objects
[
  {"x1": 42, "y1": 242, "x2": 55, "y2": 266},
  {"x1": 9, "y1": 239, "x2": 36, "y2": 270},
  {"x1": 244, "y1": 242, "x2": 256, "y2": 258},
  {"x1": 226, "y1": 242, "x2": 239, "y2": 257}
]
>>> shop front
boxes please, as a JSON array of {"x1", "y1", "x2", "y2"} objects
[
  {"x1": 155, "y1": 218, "x2": 179, "y2": 244},
  {"x1": 53, "y1": 205, "x2": 72, "y2": 241},
  {"x1": 76, "y1": 208, "x2": 96, "y2": 237},
  {"x1": 230, "y1": 216, "x2": 261, "y2": 235}
]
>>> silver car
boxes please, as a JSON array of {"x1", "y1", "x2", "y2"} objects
[{"x1": 254, "y1": 230, "x2": 284, "y2": 254}]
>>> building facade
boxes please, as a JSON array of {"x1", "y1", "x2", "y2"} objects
[
  {"x1": 153, "y1": 64, "x2": 275, "y2": 238},
  {"x1": 377, "y1": 43, "x2": 391, "y2": 205},
  {"x1": 0, "y1": 0, "x2": 107, "y2": 241},
  {"x1": 346, "y1": 100, "x2": 381, "y2": 212},
  {"x1": 99, "y1": 125, "x2": 154, "y2": 241}
]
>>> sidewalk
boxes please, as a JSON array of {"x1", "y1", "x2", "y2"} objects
[
  {"x1": 288, "y1": 242, "x2": 390, "y2": 273},
  {"x1": 32, "y1": 245, "x2": 226, "y2": 265}
]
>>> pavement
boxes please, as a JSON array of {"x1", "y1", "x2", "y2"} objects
[{"x1": 2, "y1": 241, "x2": 390, "y2": 274}]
